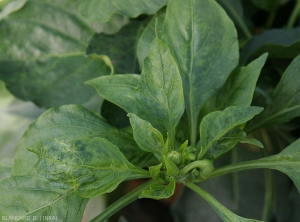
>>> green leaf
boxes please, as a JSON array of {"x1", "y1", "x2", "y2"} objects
[
  {"x1": 205, "y1": 129, "x2": 263, "y2": 160},
  {"x1": 163, "y1": 155, "x2": 180, "y2": 177},
  {"x1": 240, "y1": 28, "x2": 300, "y2": 65},
  {"x1": 29, "y1": 137, "x2": 150, "y2": 198},
  {"x1": 0, "y1": 175, "x2": 88, "y2": 221},
  {"x1": 12, "y1": 105, "x2": 153, "y2": 176},
  {"x1": 247, "y1": 55, "x2": 300, "y2": 132},
  {"x1": 251, "y1": 0, "x2": 290, "y2": 11},
  {"x1": 162, "y1": 0, "x2": 239, "y2": 146},
  {"x1": 202, "y1": 53, "x2": 267, "y2": 115},
  {"x1": 0, "y1": 0, "x2": 113, "y2": 108},
  {"x1": 128, "y1": 113, "x2": 164, "y2": 155},
  {"x1": 136, "y1": 10, "x2": 165, "y2": 69},
  {"x1": 139, "y1": 180, "x2": 176, "y2": 200},
  {"x1": 86, "y1": 38, "x2": 185, "y2": 137},
  {"x1": 199, "y1": 106, "x2": 263, "y2": 159},
  {"x1": 78, "y1": 0, "x2": 168, "y2": 23},
  {"x1": 86, "y1": 20, "x2": 144, "y2": 74},
  {"x1": 186, "y1": 182, "x2": 263, "y2": 222},
  {"x1": 149, "y1": 164, "x2": 162, "y2": 179}
]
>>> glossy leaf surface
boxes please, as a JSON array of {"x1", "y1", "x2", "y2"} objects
[
  {"x1": 86, "y1": 38, "x2": 185, "y2": 134},
  {"x1": 128, "y1": 113, "x2": 164, "y2": 155},
  {"x1": 139, "y1": 180, "x2": 175, "y2": 200},
  {"x1": 12, "y1": 105, "x2": 152, "y2": 175},
  {"x1": 29, "y1": 137, "x2": 150, "y2": 198},
  {"x1": 240, "y1": 28, "x2": 300, "y2": 64},
  {"x1": 163, "y1": 0, "x2": 239, "y2": 145},
  {"x1": 78, "y1": 0, "x2": 168, "y2": 22},
  {"x1": 247, "y1": 55, "x2": 300, "y2": 132},
  {"x1": 0, "y1": 175, "x2": 88, "y2": 221},
  {"x1": 0, "y1": 0, "x2": 112, "y2": 108},
  {"x1": 203, "y1": 53, "x2": 267, "y2": 115},
  {"x1": 199, "y1": 106, "x2": 263, "y2": 158}
]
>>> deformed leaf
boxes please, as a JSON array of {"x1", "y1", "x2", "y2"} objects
[
  {"x1": 12, "y1": 105, "x2": 153, "y2": 176},
  {"x1": 128, "y1": 113, "x2": 164, "y2": 155},
  {"x1": 203, "y1": 53, "x2": 267, "y2": 115},
  {"x1": 149, "y1": 164, "x2": 162, "y2": 179},
  {"x1": 247, "y1": 55, "x2": 300, "y2": 132},
  {"x1": 29, "y1": 137, "x2": 150, "y2": 198},
  {"x1": 139, "y1": 180, "x2": 176, "y2": 200},
  {"x1": 240, "y1": 27, "x2": 300, "y2": 65},
  {"x1": 0, "y1": 0, "x2": 112, "y2": 108},
  {"x1": 86, "y1": 38, "x2": 185, "y2": 135},
  {"x1": 163, "y1": 156, "x2": 180, "y2": 177},
  {"x1": 0, "y1": 175, "x2": 88, "y2": 221},
  {"x1": 162, "y1": 0, "x2": 239, "y2": 145},
  {"x1": 205, "y1": 129, "x2": 263, "y2": 160},
  {"x1": 199, "y1": 106, "x2": 263, "y2": 158},
  {"x1": 78, "y1": 0, "x2": 168, "y2": 22}
]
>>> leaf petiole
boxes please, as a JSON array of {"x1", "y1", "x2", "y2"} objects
[{"x1": 90, "y1": 179, "x2": 161, "y2": 222}]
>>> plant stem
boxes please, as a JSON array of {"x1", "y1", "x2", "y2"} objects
[
  {"x1": 231, "y1": 149, "x2": 240, "y2": 213},
  {"x1": 90, "y1": 180, "x2": 158, "y2": 222},
  {"x1": 218, "y1": 0, "x2": 252, "y2": 39},
  {"x1": 181, "y1": 159, "x2": 214, "y2": 175},
  {"x1": 287, "y1": 0, "x2": 300, "y2": 28},
  {"x1": 262, "y1": 168, "x2": 274, "y2": 221}
]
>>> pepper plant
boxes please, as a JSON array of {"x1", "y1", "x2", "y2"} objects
[{"x1": 0, "y1": 0, "x2": 300, "y2": 221}]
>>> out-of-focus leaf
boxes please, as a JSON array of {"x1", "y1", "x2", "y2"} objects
[
  {"x1": 199, "y1": 106, "x2": 263, "y2": 158},
  {"x1": 251, "y1": 0, "x2": 292, "y2": 11},
  {"x1": 240, "y1": 28, "x2": 300, "y2": 65},
  {"x1": 101, "y1": 100, "x2": 130, "y2": 128},
  {"x1": 0, "y1": 175, "x2": 88, "y2": 221},
  {"x1": 86, "y1": 38, "x2": 185, "y2": 136},
  {"x1": 139, "y1": 180, "x2": 175, "y2": 200},
  {"x1": 247, "y1": 55, "x2": 300, "y2": 132},
  {"x1": 78, "y1": 0, "x2": 168, "y2": 22},
  {"x1": 136, "y1": 10, "x2": 165, "y2": 69},
  {"x1": 86, "y1": 20, "x2": 144, "y2": 74},
  {"x1": 202, "y1": 53, "x2": 267, "y2": 115},
  {"x1": 12, "y1": 105, "x2": 153, "y2": 176},
  {"x1": 162, "y1": 0, "x2": 239, "y2": 146},
  {"x1": 0, "y1": 0, "x2": 113, "y2": 108},
  {"x1": 29, "y1": 137, "x2": 149, "y2": 198}
]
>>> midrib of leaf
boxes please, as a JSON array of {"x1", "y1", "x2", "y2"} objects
[
  {"x1": 247, "y1": 104, "x2": 300, "y2": 133},
  {"x1": 7, "y1": 19, "x2": 88, "y2": 47}
]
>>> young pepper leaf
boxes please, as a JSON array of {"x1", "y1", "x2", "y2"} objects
[
  {"x1": 0, "y1": 175, "x2": 88, "y2": 221},
  {"x1": 12, "y1": 105, "x2": 153, "y2": 176},
  {"x1": 202, "y1": 53, "x2": 268, "y2": 115},
  {"x1": 205, "y1": 129, "x2": 263, "y2": 160},
  {"x1": 139, "y1": 180, "x2": 176, "y2": 200},
  {"x1": 128, "y1": 113, "x2": 164, "y2": 156},
  {"x1": 162, "y1": 0, "x2": 239, "y2": 146},
  {"x1": 199, "y1": 106, "x2": 263, "y2": 159},
  {"x1": 247, "y1": 55, "x2": 300, "y2": 132},
  {"x1": 28, "y1": 137, "x2": 150, "y2": 198},
  {"x1": 149, "y1": 164, "x2": 163, "y2": 180},
  {"x1": 86, "y1": 38, "x2": 185, "y2": 136}
]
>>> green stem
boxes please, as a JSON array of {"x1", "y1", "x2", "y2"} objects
[
  {"x1": 90, "y1": 180, "x2": 158, "y2": 222},
  {"x1": 218, "y1": 0, "x2": 252, "y2": 39},
  {"x1": 262, "y1": 168, "x2": 274, "y2": 221},
  {"x1": 287, "y1": 0, "x2": 300, "y2": 28},
  {"x1": 231, "y1": 149, "x2": 240, "y2": 214},
  {"x1": 181, "y1": 159, "x2": 214, "y2": 176},
  {"x1": 265, "y1": 9, "x2": 277, "y2": 29}
]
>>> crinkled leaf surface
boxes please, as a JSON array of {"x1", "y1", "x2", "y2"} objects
[
  {"x1": 0, "y1": 0, "x2": 112, "y2": 108},
  {"x1": 78, "y1": 0, "x2": 168, "y2": 22},
  {"x1": 139, "y1": 180, "x2": 175, "y2": 200},
  {"x1": 12, "y1": 105, "x2": 152, "y2": 176},
  {"x1": 186, "y1": 183, "x2": 263, "y2": 222},
  {"x1": 136, "y1": 10, "x2": 165, "y2": 69},
  {"x1": 240, "y1": 28, "x2": 300, "y2": 65},
  {"x1": 205, "y1": 129, "x2": 263, "y2": 160},
  {"x1": 162, "y1": 0, "x2": 239, "y2": 145},
  {"x1": 0, "y1": 175, "x2": 88, "y2": 221},
  {"x1": 247, "y1": 55, "x2": 300, "y2": 132},
  {"x1": 86, "y1": 20, "x2": 144, "y2": 74},
  {"x1": 86, "y1": 38, "x2": 185, "y2": 134},
  {"x1": 29, "y1": 137, "x2": 150, "y2": 198},
  {"x1": 203, "y1": 53, "x2": 267, "y2": 115},
  {"x1": 199, "y1": 106, "x2": 263, "y2": 158},
  {"x1": 128, "y1": 113, "x2": 164, "y2": 155}
]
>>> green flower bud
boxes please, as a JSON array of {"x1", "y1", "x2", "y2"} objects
[{"x1": 167, "y1": 151, "x2": 182, "y2": 165}]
